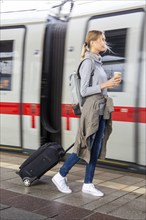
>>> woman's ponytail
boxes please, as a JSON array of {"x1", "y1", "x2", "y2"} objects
[{"x1": 80, "y1": 42, "x2": 88, "y2": 60}]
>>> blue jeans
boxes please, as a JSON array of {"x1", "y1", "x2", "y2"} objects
[{"x1": 59, "y1": 116, "x2": 106, "y2": 183}]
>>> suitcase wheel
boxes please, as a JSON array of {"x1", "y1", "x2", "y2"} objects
[{"x1": 23, "y1": 177, "x2": 31, "y2": 187}]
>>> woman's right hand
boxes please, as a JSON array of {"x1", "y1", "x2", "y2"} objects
[{"x1": 100, "y1": 77, "x2": 121, "y2": 89}]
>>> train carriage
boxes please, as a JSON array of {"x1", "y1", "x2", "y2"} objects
[{"x1": 0, "y1": 0, "x2": 145, "y2": 173}]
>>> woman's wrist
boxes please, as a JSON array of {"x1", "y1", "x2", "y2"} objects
[{"x1": 100, "y1": 83, "x2": 106, "y2": 90}]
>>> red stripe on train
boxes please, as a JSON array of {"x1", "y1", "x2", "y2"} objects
[
  {"x1": 0, "y1": 102, "x2": 40, "y2": 116},
  {"x1": 23, "y1": 103, "x2": 40, "y2": 116},
  {"x1": 0, "y1": 102, "x2": 20, "y2": 114},
  {"x1": 113, "y1": 106, "x2": 146, "y2": 123},
  {"x1": 0, "y1": 102, "x2": 146, "y2": 124},
  {"x1": 62, "y1": 104, "x2": 146, "y2": 123},
  {"x1": 0, "y1": 103, "x2": 40, "y2": 128}
]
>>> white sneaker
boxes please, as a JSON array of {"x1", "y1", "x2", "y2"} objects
[
  {"x1": 82, "y1": 183, "x2": 104, "y2": 197},
  {"x1": 52, "y1": 172, "x2": 72, "y2": 194}
]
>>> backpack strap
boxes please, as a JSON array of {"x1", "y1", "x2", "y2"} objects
[
  {"x1": 77, "y1": 58, "x2": 95, "y2": 87},
  {"x1": 89, "y1": 67, "x2": 94, "y2": 87}
]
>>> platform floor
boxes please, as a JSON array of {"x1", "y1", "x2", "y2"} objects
[{"x1": 0, "y1": 152, "x2": 146, "y2": 220}]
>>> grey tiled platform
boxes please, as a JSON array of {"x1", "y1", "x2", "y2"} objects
[
  {"x1": 0, "y1": 207, "x2": 47, "y2": 220},
  {"x1": 0, "y1": 152, "x2": 146, "y2": 220}
]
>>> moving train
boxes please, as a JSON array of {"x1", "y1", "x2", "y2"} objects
[{"x1": 0, "y1": 0, "x2": 145, "y2": 173}]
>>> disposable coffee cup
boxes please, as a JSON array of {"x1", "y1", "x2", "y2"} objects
[{"x1": 114, "y1": 72, "x2": 122, "y2": 79}]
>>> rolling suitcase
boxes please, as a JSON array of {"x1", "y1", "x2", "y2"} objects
[{"x1": 16, "y1": 142, "x2": 74, "y2": 187}]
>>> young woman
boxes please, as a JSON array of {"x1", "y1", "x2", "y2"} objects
[{"x1": 52, "y1": 30, "x2": 121, "y2": 196}]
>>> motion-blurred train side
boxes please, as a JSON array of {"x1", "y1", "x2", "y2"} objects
[{"x1": 0, "y1": 1, "x2": 145, "y2": 173}]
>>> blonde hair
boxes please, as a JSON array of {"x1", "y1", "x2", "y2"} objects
[
  {"x1": 85, "y1": 30, "x2": 103, "y2": 48},
  {"x1": 81, "y1": 30, "x2": 104, "y2": 59}
]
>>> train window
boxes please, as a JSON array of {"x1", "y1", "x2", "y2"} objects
[
  {"x1": 102, "y1": 28, "x2": 127, "y2": 92},
  {"x1": 0, "y1": 40, "x2": 13, "y2": 91}
]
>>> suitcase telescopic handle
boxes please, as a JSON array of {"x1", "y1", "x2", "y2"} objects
[{"x1": 64, "y1": 143, "x2": 74, "y2": 154}]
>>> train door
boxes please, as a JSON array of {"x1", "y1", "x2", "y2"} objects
[
  {"x1": 87, "y1": 10, "x2": 145, "y2": 165},
  {"x1": 0, "y1": 27, "x2": 26, "y2": 150}
]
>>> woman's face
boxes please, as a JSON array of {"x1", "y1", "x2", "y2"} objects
[{"x1": 91, "y1": 34, "x2": 107, "y2": 53}]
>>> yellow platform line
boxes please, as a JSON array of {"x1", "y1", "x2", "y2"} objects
[
  {"x1": 98, "y1": 159, "x2": 128, "y2": 167},
  {"x1": 0, "y1": 146, "x2": 22, "y2": 151}
]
